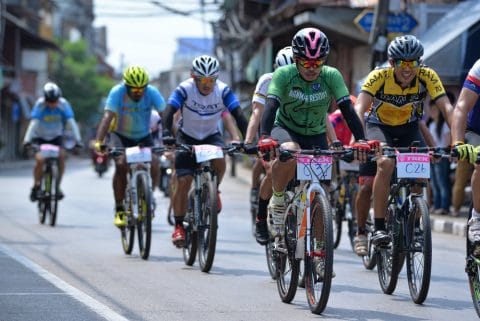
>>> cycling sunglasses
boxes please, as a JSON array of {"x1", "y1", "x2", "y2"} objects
[
  {"x1": 394, "y1": 59, "x2": 420, "y2": 69},
  {"x1": 127, "y1": 86, "x2": 146, "y2": 94},
  {"x1": 296, "y1": 58, "x2": 325, "y2": 69},
  {"x1": 195, "y1": 76, "x2": 217, "y2": 85}
]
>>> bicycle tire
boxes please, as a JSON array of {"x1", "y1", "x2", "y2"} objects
[
  {"x1": 465, "y1": 203, "x2": 480, "y2": 317},
  {"x1": 276, "y1": 207, "x2": 300, "y2": 303},
  {"x1": 346, "y1": 199, "x2": 357, "y2": 252},
  {"x1": 304, "y1": 192, "x2": 333, "y2": 315},
  {"x1": 265, "y1": 240, "x2": 277, "y2": 280},
  {"x1": 197, "y1": 174, "x2": 218, "y2": 272},
  {"x1": 48, "y1": 164, "x2": 59, "y2": 227},
  {"x1": 167, "y1": 203, "x2": 174, "y2": 226},
  {"x1": 183, "y1": 192, "x2": 197, "y2": 266},
  {"x1": 121, "y1": 204, "x2": 135, "y2": 255},
  {"x1": 362, "y1": 217, "x2": 377, "y2": 270},
  {"x1": 406, "y1": 196, "x2": 431, "y2": 304},
  {"x1": 137, "y1": 174, "x2": 152, "y2": 260},
  {"x1": 38, "y1": 170, "x2": 48, "y2": 224},
  {"x1": 332, "y1": 204, "x2": 343, "y2": 249},
  {"x1": 377, "y1": 204, "x2": 404, "y2": 295}
]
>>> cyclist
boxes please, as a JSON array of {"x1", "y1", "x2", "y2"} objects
[
  {"x1": 162, "y1": 55, "x2": 248, "y2": 248},
  {"x1": 23, "y1": 82, "x2": 82, "y2": 201},
  {"x1": 94, "y1": 65, "x2": 166, "y2": 228},
  {"x1": 244, "y1": 46, "x2": 295, "y2": 245},
  {"x1": 451, "y1": 58, "x2": 480, "y2": 256},
  {"x1": 259, "y1": 27, "x2": 368, "y2": 243},
  {"x1": 354, "y1": 35, "x2": 453, "y2": 249}
]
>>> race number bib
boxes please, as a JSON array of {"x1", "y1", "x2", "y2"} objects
[
  {"x1": 39, "y1": 144, "x2": 60, "y2": 158},
  {"x1": 193, "y1": 144, "x2": 223, "y2": 163},
  {"x1": 396, "y1": 153, "x2": 430, "y2": 179},
  {"x1": 296, "y1": 155, "x2": 333, "y2": 181},
  {"x1": 126, "y1": 146, "x2": 152, "y2": 163}
]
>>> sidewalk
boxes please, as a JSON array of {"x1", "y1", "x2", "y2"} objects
[{"x1": 229, "y1": 159, "x2": 468, "y2": 238}]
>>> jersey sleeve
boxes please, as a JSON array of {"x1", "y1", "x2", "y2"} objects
[
  {"x1": 267, "y1": 68, "x2": 287, "y2": 100},
  {"x1": 149, "y1": 86, "x2": 166, "y2": 112},
  {"x1": 167, "y1": 85, "x2": 186, "y2": 110},
  {"x1": 327, "y1": 67, "x2": 350, "y2": 102},
  {"x1": 105, "y1": 85, "x2": 122, "y2": 113},
  {"x1": 222, "y1": 86, "x2": 240, "y2": 111},
  {"x1": 464, "y1": 59, "x2": 480, "y2": 95},
  {"x1": 361, "y1": 68, "x2": 386, "y2": 96},
  {"x1": 60, "y1": 99, "x2": 75, "y2": 120},
  {"x1": 418, "y1": 67, "x2": 446, "y2": 101},
  {"x1": 30, "y1": 99, "x2": 42, "y2": 119}
]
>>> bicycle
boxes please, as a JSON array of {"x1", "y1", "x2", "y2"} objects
[
  {"x1": 330, "y1": 159, "x2": 359, "y2": 251},
  {"x1": 109, "y1": 145, "x2": 164, "y2": 260},
  {"x1": 177, "y1": 143, "x2": 237, "y2": 273},
  {"x1": 265, "y1": 146, "x2": 351, "y2": 314},
  {"x1": 374, "y1": 144, "x2": 448, "y2": 304},
  {"x1": 33, "y1": 144, "x2": 62, "y2": 226}
]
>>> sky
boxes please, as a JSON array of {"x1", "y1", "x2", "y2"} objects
[{"x1": 93, "y1": 0, "x2": 221, "y2": 76}]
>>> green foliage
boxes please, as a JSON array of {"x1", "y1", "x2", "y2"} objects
[{"x1": 50, "y1": 40, "x2": 115, "y2": 127}]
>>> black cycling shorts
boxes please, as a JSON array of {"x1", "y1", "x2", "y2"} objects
[
  {"x1": 359, "y1": 121, "x2": 426, "y2": 179},
  {"x1": 175, "y1": 130, "x2": 225, "y2": 177},
  {"x1": 271, "y1": 126, "x2": 328, "y2": 150},
  {"x1": 33, "y1": 136, "x2": 63, "y2": 147},
  {"x1": 110, "y1": 132, "x2": 154, "y2": 148}
]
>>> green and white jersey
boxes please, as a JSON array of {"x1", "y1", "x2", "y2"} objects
[{"x1": 267, "y1": 64, "x2": 349, "y2": 136}]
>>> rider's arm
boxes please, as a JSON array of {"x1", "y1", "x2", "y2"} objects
[
  {"x1": 325, "y1": 117, "x2": 337, "y2": 143},
  {"x1": 222, "y1": 111, "x2": 241, "y2": 141},
  {"x1": 162, "y1": 104, "x2": 177, "y2": 135},
  {"x1": 66, "y1": 118, "x2": 82, "y2": 143},
  {"x1": 260, "y1": 96, "x2": 280, "y2": 136},
  {"x1": 337, "y1": 96, "x2": 365, "y2": 141},
  {"x1": 244, "y1": 101, "x2": 263, "y2": 144},
  {"x1": 419, "y1": 121, "x2": 435, "y2": 147},
  {"x1": 23, "y1": 119, "x2": 39, "y2": 144},
  {"x1": 95, "y1": 110, "x2": 115, "y2": 142},
  {"x1": 230, "y1": 106, "x2": 248, "y2": 139},
  {"x1": 432, "y1": 95, "x2": 454, "y2": 128},
  {"x1": 451, "y1": 87, "x2": 478, "y2": 144}
]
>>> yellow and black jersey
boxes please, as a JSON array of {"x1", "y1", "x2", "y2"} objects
[{"x1": 361, "y1": 66, "x2": 446, "y2": 126}]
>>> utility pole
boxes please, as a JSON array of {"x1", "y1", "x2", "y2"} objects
[{"x1": 369, "y1": 0, "x2": 389, "y2": 69}]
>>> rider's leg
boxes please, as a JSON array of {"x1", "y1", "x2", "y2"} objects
[
  {"x1": 372, "y1": 157, "x2": 394, "y2": 233},
  {"x1": 150, "y1": 154, "x2": 160, "y2": 192},
  {"x1": 33, "y1": 153, "x2": 44, "y2": 187}
]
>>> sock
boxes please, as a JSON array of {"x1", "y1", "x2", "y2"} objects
[
  {"x1": 271, "y1": 189, "x2": 285, "y2": 206},
  {"x1": 257, "y1": 197, "x2": 269, "y2": 221},
  {"x1": 175, "y1": 216, "x2": 183, "y2": 226},
  {"x1": 374, "y1": 218, "x2": 385, "y2": 231}
]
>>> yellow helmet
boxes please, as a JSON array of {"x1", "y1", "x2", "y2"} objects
[{"x1": 123, "y1": 65, "x2": 149, "y2": 87}]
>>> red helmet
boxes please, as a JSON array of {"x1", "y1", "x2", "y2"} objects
[{"x1": 292, "y1": 27, "x2": 330, "y2": 60}]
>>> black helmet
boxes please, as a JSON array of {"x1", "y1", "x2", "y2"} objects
[
  {"x1": 292, "y1": 27, "x2": 330, "y2": 60},
  {"x1": 43, "y1": 82, "x2": 61, "y2": 102},
  {"x1": 387, "y1": 35, "x2": 424, "y2": 61}
]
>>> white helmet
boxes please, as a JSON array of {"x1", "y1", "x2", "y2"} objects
[
  {"x1": 191, "y1": 55, "x2": 220, "y2": 77},
  {"x1": 275, "y1": 46, "x2": 294, "y2": 68}
]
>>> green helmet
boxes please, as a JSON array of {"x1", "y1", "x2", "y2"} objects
[{"x1": 123, "y1": 65, "x2": 149, "y2": 87}]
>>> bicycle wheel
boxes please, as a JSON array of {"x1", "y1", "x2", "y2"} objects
[
  {"x1": 121, "y1": 207, "x2": 135, "y2": 255},
  {"x1": 38, "y1": 171, "x2": 48, "y2": 224},
  {"x1": 406, "y1": 197, "x2": 431, "y2": 304},
  {"x1": 183, "y1": 193, "x2": 197, "y2": 266},
  {"x1": 466, "y1": 203, "x2": 480, "y2": 317},
  {"x1": 265, "y1": 240, "x2": 277, "y2": 280},
  {"x1": 304, "y1": 192, "x2": 333, "y2": 315},
  {"x1": 197, "y1": 175, "x2": 218, "y2": 272},
  {"x1": 362, "y1": 216, "x2": 377, "y2": 270},
  {"x1": 48, "y1": 164, "x2": 59, "y2": 226},
  {"x1": 377, "y1": 204, "x2": 403, "y2": 295},
  {"x1": 332, "y1": 203, "x2": 343, "y2": 249},
  {"x1": 137, "y1": 174, "x2": 152, "y2": 260},
  {"x1": 276, "y1": 207, "x2": 300, "y2": 303}
]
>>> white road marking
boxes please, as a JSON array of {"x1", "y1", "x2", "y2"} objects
[{"x1": 0, "y1": 244, "x2": 129, "y2": 321}]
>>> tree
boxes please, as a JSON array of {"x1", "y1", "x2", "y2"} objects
[{"x1": 50, "y1": 40, "x2": 115, "y2": 128}]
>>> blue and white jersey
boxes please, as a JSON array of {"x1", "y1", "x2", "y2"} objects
[
  {"x1": 167, "y1": 78, "x2": 240, "y2": 140},
  {"x1": 105, "y1": 84, "x2": 166, "y2": 139},
  {"x1": 465, "y1": 59, "x2": 480, "y2": 134},
  {"x1": 30, "y1": 97, "x2": 74, "y2": 140}
]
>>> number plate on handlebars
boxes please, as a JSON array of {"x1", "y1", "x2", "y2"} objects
[
  {"x1": 396, "y1": 153, "x2": 430, "y2": 178},
  {"x1": 39, "y1": 144, "x2": 60, "y2": 158},
  {"x1": 193, "y1": 144, "x2": 223, "y2": 163},
  {"x1": 126, "y1": 147, "x2": 152, "y2": 163},
  {"x1": 296, "y1": 155, "x2": 333, "y2": 181}
]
